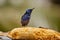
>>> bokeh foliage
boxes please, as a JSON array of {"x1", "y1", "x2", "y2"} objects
[{"x1": 0, "y1": 0, "x2": 60, "y2": 32}]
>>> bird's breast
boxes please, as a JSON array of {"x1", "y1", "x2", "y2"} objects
[{"x1": 22, "y1": 15, "x2": 30, "y2": 21}]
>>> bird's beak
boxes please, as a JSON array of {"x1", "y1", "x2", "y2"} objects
[{"x1": 32, "y1": 8, "x2": 35, "y2": 10}]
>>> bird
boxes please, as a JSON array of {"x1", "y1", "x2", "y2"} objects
[{"x1": 21, "y1": 8, "x2": 34, "y2": 26}]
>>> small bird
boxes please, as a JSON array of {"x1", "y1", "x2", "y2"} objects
[{"x1": 21, "y1": 8, "x2": 34, "y2": 26}]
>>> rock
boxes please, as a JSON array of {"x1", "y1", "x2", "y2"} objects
[
  {"x1": 0, "y1": 31, "x2": 12, "y2": 40},
  {"x1": 0, "y1": 36, "x2": 11, "y2": 40},
  {"x1": 7, "y1": 27, "x2": 60, "y2": 40}
]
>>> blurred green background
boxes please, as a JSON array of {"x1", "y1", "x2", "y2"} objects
[{"x1": 0, "y1": 0, "x2": 60, "y2": 32}]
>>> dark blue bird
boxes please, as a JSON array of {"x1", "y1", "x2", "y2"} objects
[{"x1": 21, "y1": 8, "x2": 34, "y2": 26}]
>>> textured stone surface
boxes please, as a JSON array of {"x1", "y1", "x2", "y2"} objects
[{"x1": 7, "y1": 27, "x2": 60, "y2": 40}]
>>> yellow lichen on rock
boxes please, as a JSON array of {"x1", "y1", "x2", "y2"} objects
[{"x1": 8, "y1": 27, "x2": 60, "y2": 40}]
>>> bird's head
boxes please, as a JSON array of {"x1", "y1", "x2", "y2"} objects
[{"x1": 26, "y1": 8, "x2": 34, "y2": 14}]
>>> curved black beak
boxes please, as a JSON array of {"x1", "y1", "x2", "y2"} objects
[{"x1": 32, "y1": 8, "x2": 35, "y2": 10}]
